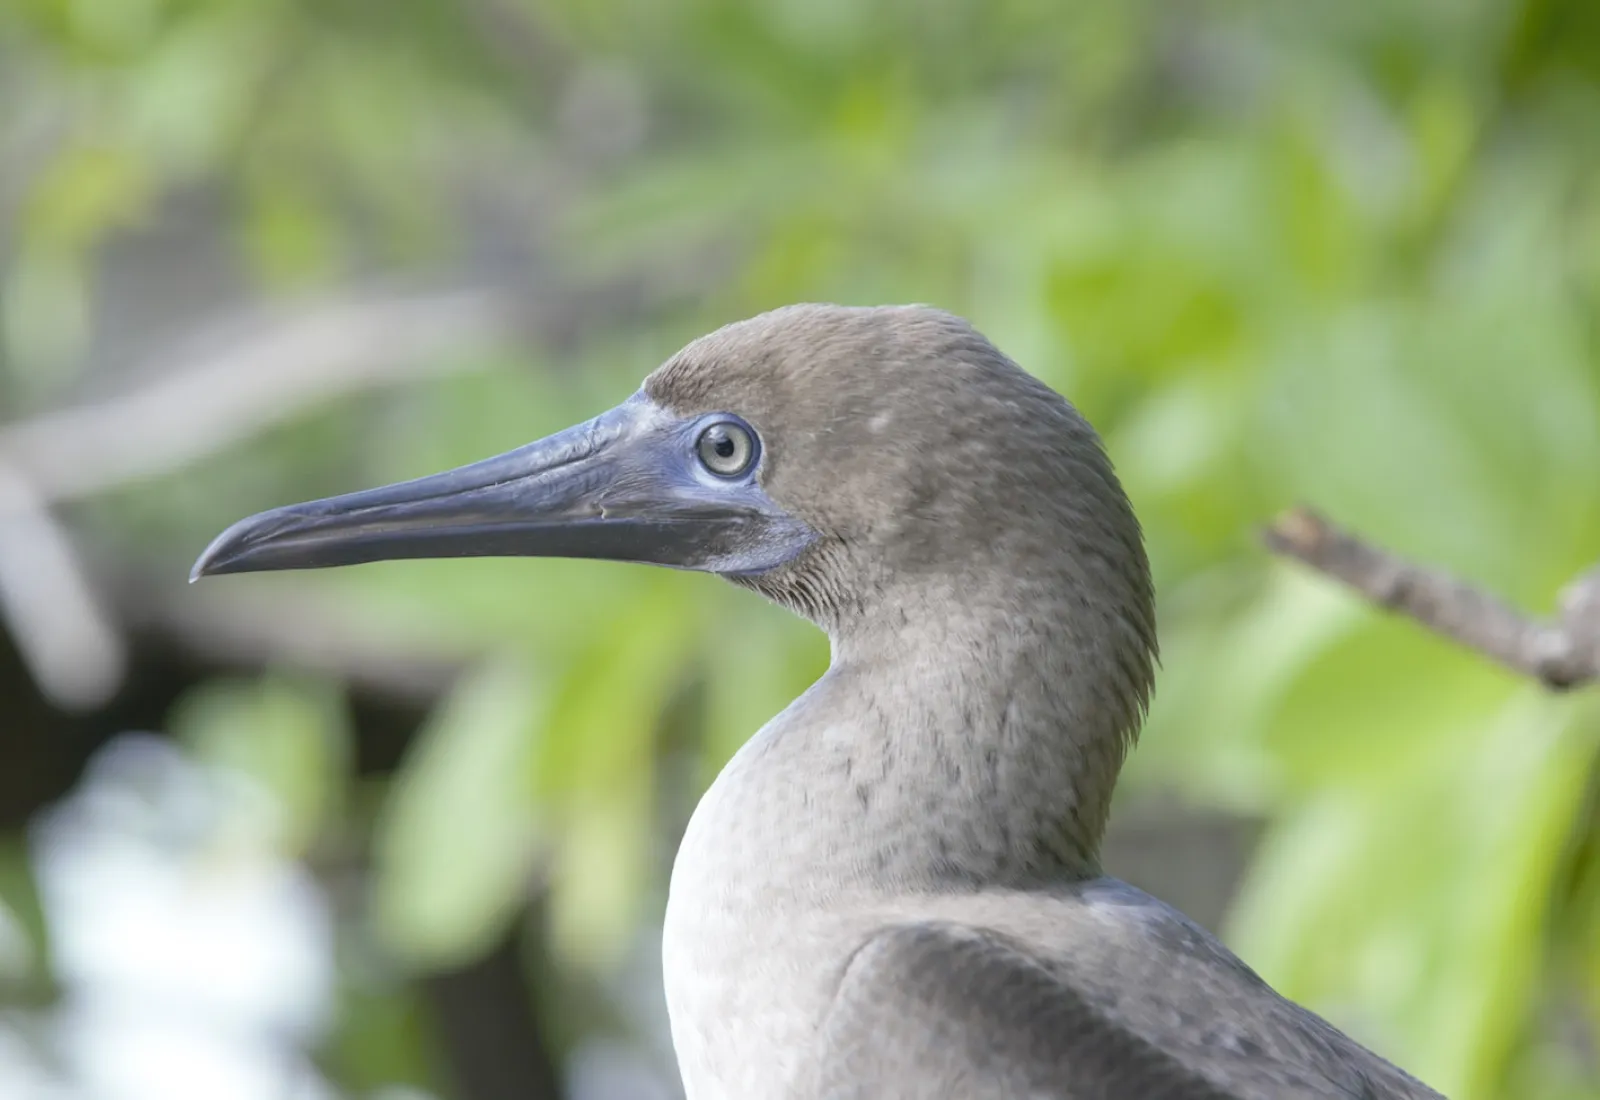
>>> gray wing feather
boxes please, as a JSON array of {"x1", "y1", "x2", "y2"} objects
[{"x1": 807, "y1": 922, "x2": 1441, "y2": 1100}]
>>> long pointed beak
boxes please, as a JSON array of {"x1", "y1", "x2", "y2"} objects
[{"x1": 191, "y1": 396, "x2": 814, "y2": 581}]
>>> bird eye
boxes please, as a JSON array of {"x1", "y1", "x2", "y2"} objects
[{"x1": 695, "y1": 420, "x2": 757, "y2": 477}]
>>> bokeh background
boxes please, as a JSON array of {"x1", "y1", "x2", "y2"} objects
[{"x1": 1, "y1": 1, "x2": 1598, "y2": 1097}]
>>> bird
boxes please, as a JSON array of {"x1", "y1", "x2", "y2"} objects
[{"x1": 194, "y1": 304, "x2": 1445, "y2": 1100}]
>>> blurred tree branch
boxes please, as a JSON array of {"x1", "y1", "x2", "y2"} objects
[
  {"x1": 0, "y1": 287, "x2": 521, "y2": 505},
  {"x1": 0, "y1": 466, "x2": 124, "y2": 710},
  {"x1": 1263, "y1": 506, "x2": 1600, "y2": 691},
  {"x1": 0, "y1": 286, "x2": 523, "y2": 709}
]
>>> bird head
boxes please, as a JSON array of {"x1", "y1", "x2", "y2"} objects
[{"x1": 194, "y1": 304, "x2": 1153, "y2": 674}]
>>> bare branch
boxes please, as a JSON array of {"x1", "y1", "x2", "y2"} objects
[
  {"x1": 0, "y1": 286, "x2": 521, "y2": 707},
  {"x1": 1262, "y1": 507, "x2": 1600, "y2": 691},
  {"x1": 0, "y1": 287, "x2": 521, "y2": 505},
  {"x1": 0, "y1": 464, "x2": 125, "y2": 710}
]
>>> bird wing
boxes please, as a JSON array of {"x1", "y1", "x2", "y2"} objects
[{"x1": 804, "y1": 920, "x2": 1443, "y2": 1100}]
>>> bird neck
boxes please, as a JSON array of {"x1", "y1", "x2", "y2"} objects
[
  {"x1": 818, "y1": 581, "x2": 1140, "y2": 887},
  {"x1": 693, "y1": 540, "x2": 1155, "y2": 912}
]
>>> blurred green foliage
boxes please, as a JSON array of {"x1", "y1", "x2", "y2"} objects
[{"x1": 4, "y1": 0, "x2": 1600, "y2": 1096}]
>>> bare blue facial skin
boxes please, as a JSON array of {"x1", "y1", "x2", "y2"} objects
[{"x1": 191, "y1": 393, "x2": 817, "y2": 582}]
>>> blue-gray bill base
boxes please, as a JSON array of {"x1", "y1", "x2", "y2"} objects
[{"x1": 194, "y1": 305, "x2": 1445, "y2": 1100}]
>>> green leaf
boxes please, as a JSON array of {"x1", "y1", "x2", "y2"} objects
[
  {"x1": 20, "y1": 144, "x2": 150, "y2": 253},
  {"x1": 240, "y1": 177, "x2": 342, "y2": 287},
  {"x1": 545, "y1": 772, "x2": 653, "y2": 973},
  {"x1": 2, "y1": 247, "x2": 90, "y2": 384},
  {"x1": 371, "y1": 657, "x2": 547, "y2": 971},
  {"x1": 170, "y1": 673, "x2": 350, "y2": 858},
  {"x1": 531, "y1": 575, "x2": 694, "y2": 799},
  {"x1": 0, "y1": 839, "x2": 46, "y2": 997},
  {"x1": 701, "y1": 599, "x2": 826, "y2": 780},
  {"x1": 1228, "y1": 689, "x2": 1598, "y2": 1098},
  {"x1": 534, "y1": 576, "x2": 694, "y2": 969}
]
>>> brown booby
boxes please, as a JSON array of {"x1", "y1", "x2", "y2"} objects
[{"x1": 194, "y1": 304, "x2": 1445, "y2": 1099}]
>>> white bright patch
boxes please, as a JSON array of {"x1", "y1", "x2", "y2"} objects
[{"x1": 2, "y1": 735, "x2": 341, "y2": 1100}]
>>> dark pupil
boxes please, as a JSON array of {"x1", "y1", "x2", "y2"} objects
[{"x1": 712, "y1": 432, "x2": 736, "y2": 458}]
